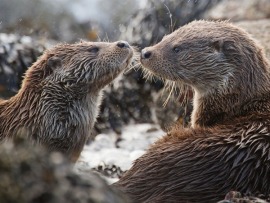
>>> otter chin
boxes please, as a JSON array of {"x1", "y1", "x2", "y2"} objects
[
  {"x1": 115, "y1": 20, "x2": 270, "y2": 202},
  {"x1": 0, "y1": 40, "x2": 133, "y2": 162}
]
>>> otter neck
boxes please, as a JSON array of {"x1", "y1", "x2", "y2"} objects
[
  {"x1": 191, "y1": 75, "x2": 270, "y2": 128},
  {"x1": 0, "y1": 85, "x2": 101, "y2": 142},
  {"x1": 0, "y1": 89, "x2": 40, "y2": 140}
]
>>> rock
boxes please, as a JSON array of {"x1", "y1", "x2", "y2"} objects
[
  {"x1": 94, "y1": 72, "x2": 159, "y2": 136},
  {"x1": 235, "y1": 19, "x2": 270, "y2": 59},
  {"x1": 217, "y1": 191, "x2": 269, "y2": 203},
  {"x1": 154, "y1": 88, "x2": 193, "y2": 131},
  {"x1": 204, "y1": 0, "x2": 270, "y2": 22},
  {"x1": 0, "y1": 33, "x2": 51, "y2": 98},
  {"x1": 0, "y1": 137, "x2": 131, "y2": 203}
]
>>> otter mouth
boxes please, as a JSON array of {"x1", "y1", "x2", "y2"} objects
[
  {"x1": 119, "y1": 50, "x2": 133, "y2": 71},
  {"x1": 140, "y1": 58, "x2": 156, "y2": 75},
  {"x1": 120, "y1": 50, "x2": 134, "y2": 69},
  {"x1": 92, "y1": 50, "x2": 134, "y2": 88}
]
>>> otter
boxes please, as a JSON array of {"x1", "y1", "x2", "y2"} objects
[
  {"x1": 0, "y1": 40, "x2": 133, "y2": 162},
  {"x1": 115, "y1": 20, "x2": 270, "y2": 202}
]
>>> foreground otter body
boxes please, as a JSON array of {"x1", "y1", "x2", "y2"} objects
[
  {"x1": 0, "y1": 41, "x2": 133, "y2": 162},
  {"x1": 115, "y1": 21, "x2": 270, "y2": 202}
]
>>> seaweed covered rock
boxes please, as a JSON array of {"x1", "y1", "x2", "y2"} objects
[
  {"x1": 0, "y1": 138, "x2": 131, "y2": 203},
  {"x1": 0, "y1": 33, "x2": 50, "y2": 98}
]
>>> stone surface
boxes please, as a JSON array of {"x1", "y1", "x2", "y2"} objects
[
  {"x1": 0, "y1": 137, "x2": 131, "y2": 203},
  {"x1": 236, "y1": 19, "x2": 270, "y2": 59},
  {"x1": 204, "y1": 0, "x2": 270, "y2": 22}
]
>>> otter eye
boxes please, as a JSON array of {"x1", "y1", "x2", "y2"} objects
[
  {"x1": 87, "y1": 47, "x2": 99, "y2": 53},
  {"x1": 173, "y1": 47, "x2": 181, "y2": 53}
]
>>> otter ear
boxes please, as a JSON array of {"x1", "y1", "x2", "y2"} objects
[
  {"x1": 212, "y1": 40, "x2": 223, "y2": 52},
  {"x1": 47, "y1": 56, "x2": 62, "y2": 71},
  {"x1": 212, "y1": 40, "x2": 235, "y2": 53},
  {"x1": 44, "y1": 56, "x2": 62, "y2": 77}
]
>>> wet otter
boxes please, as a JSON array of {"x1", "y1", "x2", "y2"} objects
[
  {"x1": 0, "y1": 40, "x2": 133, "y2": 162},
  {"x1": 115, "y1": 20, "x2": 270, "y2": 202}
]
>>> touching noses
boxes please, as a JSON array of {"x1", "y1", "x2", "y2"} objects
[
  {"x1": 141, "y1": 48, "x2": 152, "y2": 59},
  {"x1": 116, "y1": 41, "x2": 130, "y2": 48}
]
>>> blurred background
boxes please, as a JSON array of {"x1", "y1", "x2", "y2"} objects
[
  {"x1": 0, "y1": 0, "x2": 146, "y2": 42},
  {"x1": 1, "y1": 1, "x2": 270, "y2": 199},
  {"x1": 0, "y1": 0, "x2": 270, "y2": 136}
]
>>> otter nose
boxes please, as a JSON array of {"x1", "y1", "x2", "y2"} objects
[
  {"x1": 117, "y1": 41, "x2": 130, "y2": 48},
  {"x1": 141, "y1": 49, "x2": 152, "y2": 59}
]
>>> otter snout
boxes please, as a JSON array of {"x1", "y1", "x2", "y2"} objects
[
  {"x1": 141, "y1": 48, "x2": 152, "y2": 59},
  {"x1": 116, "y1": 41, "x2": 130, "y2": 48}
]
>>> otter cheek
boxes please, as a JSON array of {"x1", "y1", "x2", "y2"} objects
[{"x1": 140, "y1": 58, "x2": 147, "y2": 67}]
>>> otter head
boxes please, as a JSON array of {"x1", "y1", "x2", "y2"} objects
[
  {"x1": 9, "y1": 41, "x2": 133, "y2": 161},
  {"x1": 22, "y1": 41, "x2": 133, "y2": 94},
  {"x1": 140, "y1": 20, "x2": 269, "y2": 97}
]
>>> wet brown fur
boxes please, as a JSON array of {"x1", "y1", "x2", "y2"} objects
[
  {"x1": 115, "y1": 20, "x2": 270, "y2": 202},
  {"x1": 0, "y1": 41, "x2": 133, "y2": 162}
]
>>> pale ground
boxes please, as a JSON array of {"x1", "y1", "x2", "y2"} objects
[{"x1": 75, "y1": 123, "x2": 164, "y2": 183}]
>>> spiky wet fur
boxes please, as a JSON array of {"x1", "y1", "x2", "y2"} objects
[{"x1": 0, "y1": 41, "x2": 133, "y2": 162}]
